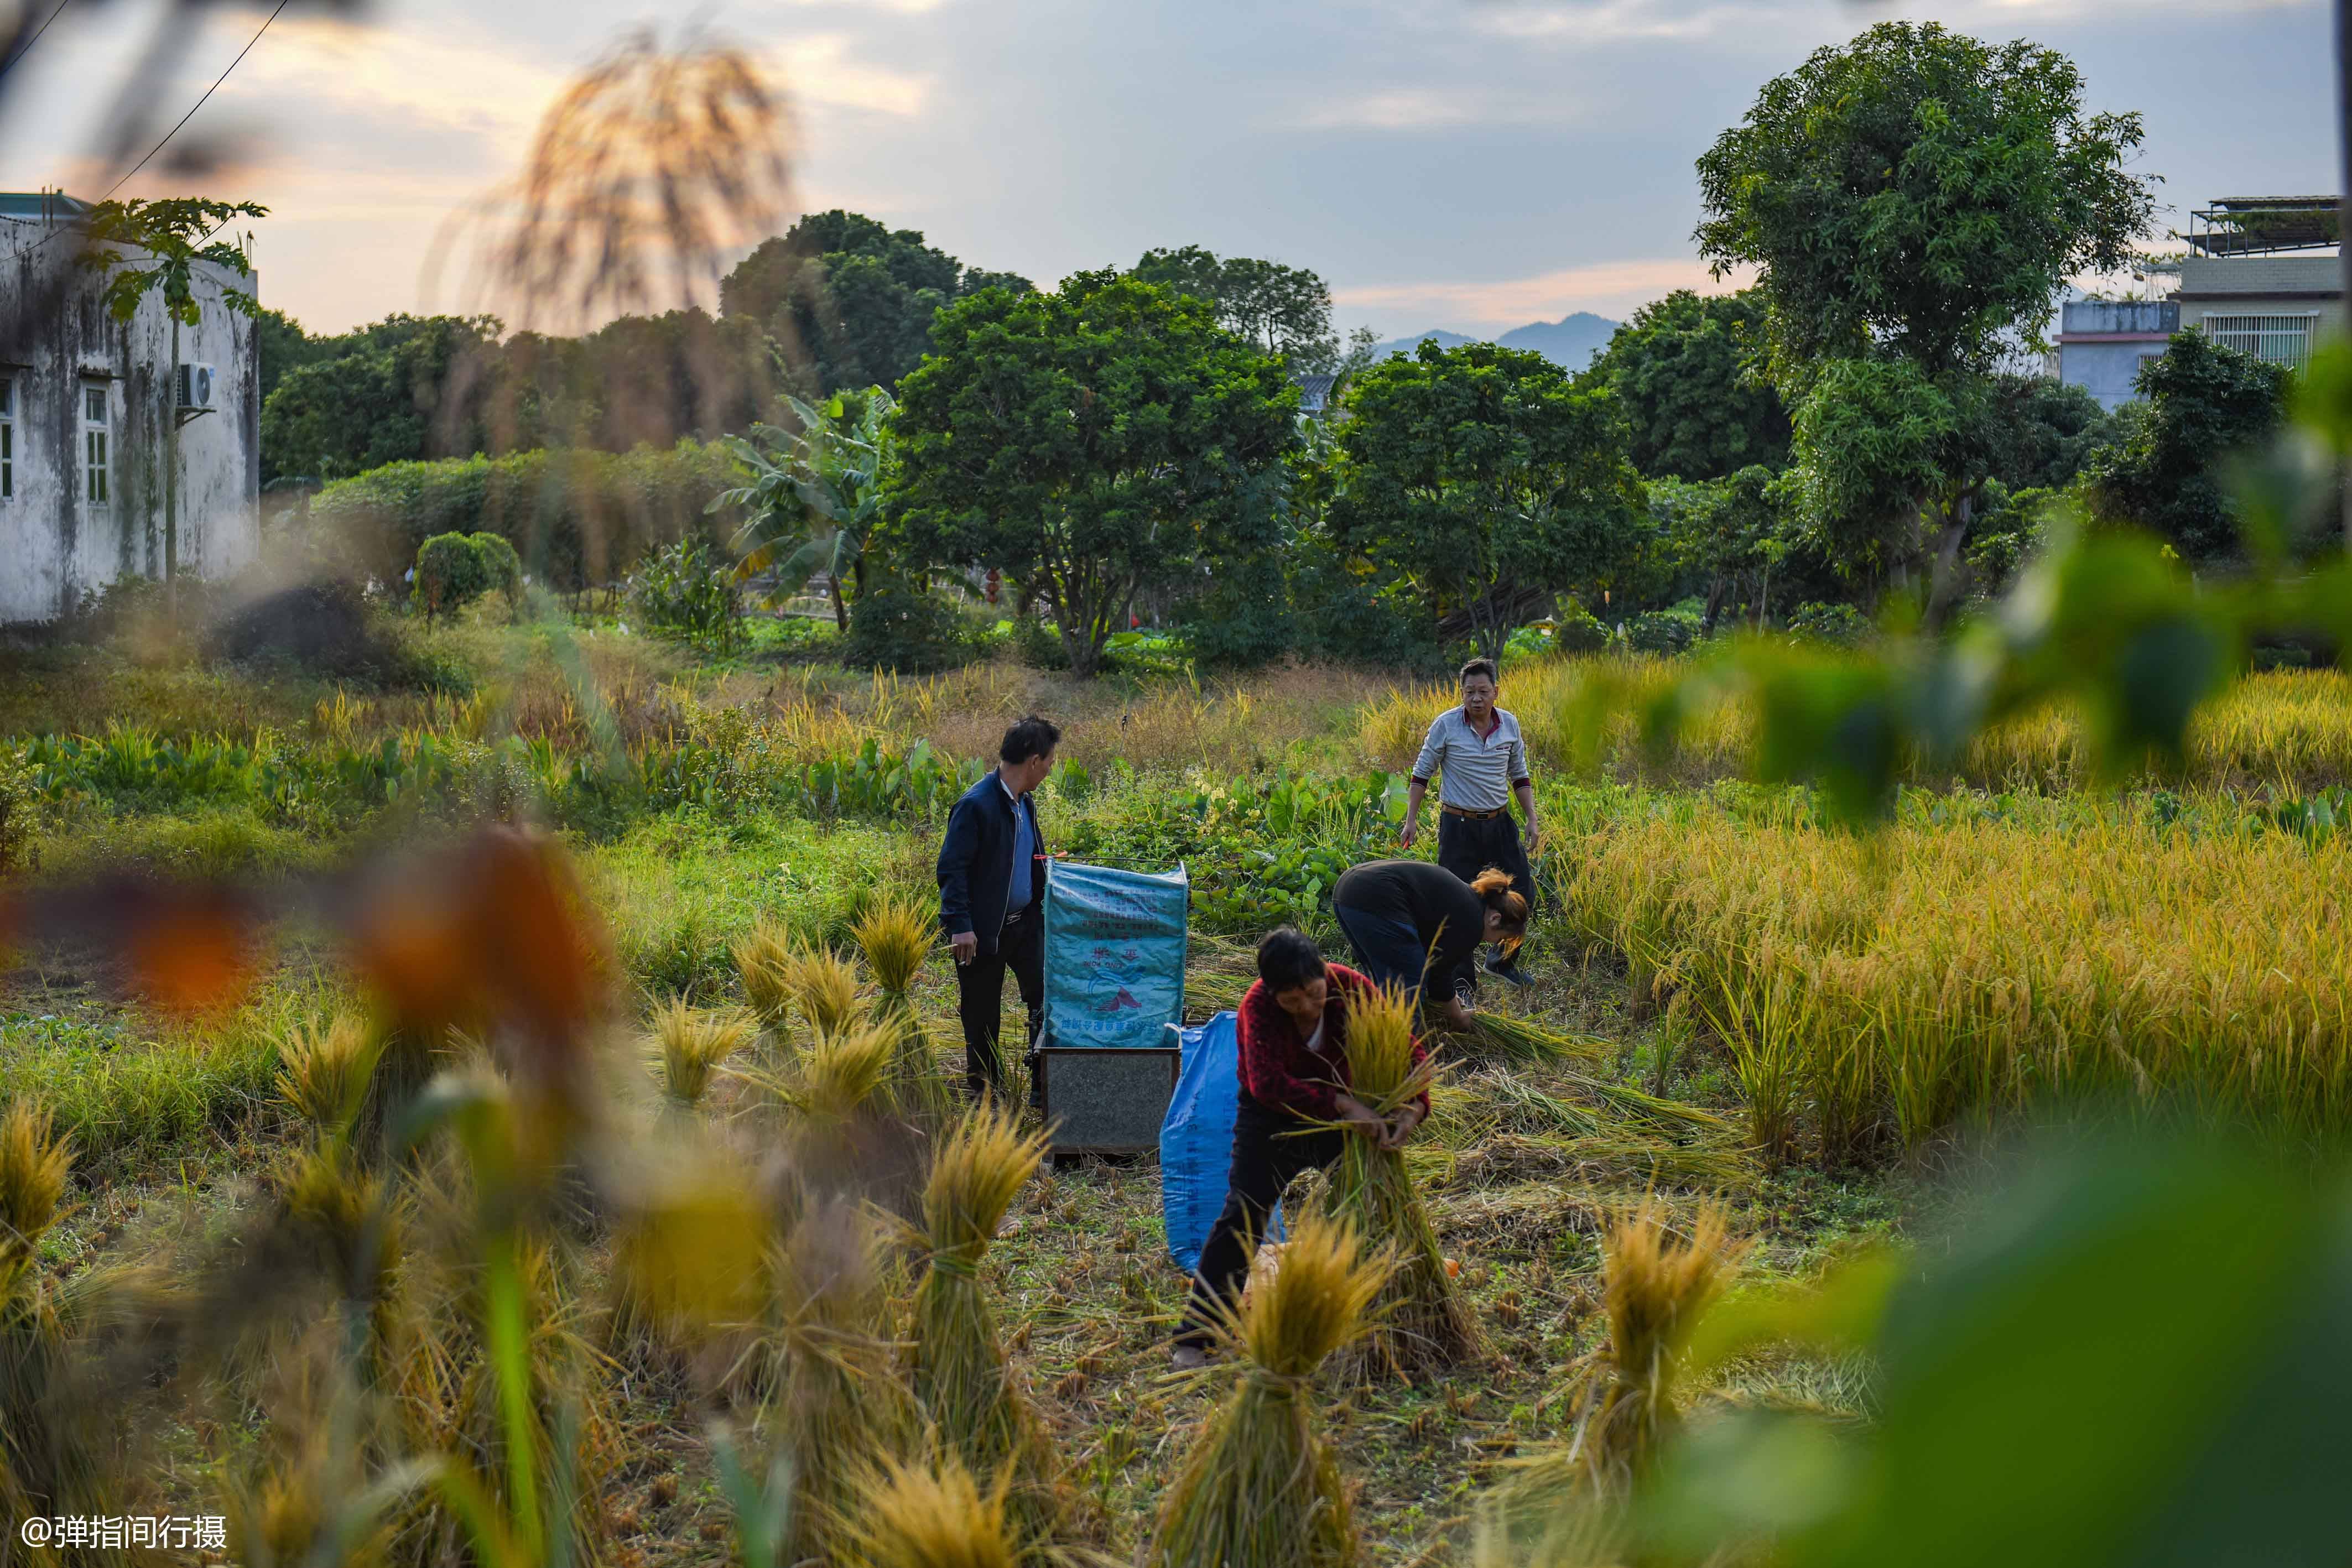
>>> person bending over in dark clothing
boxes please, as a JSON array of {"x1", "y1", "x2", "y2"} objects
[
  {"x1": 1330, "y1": 859, "x2": 1528, "y2": 1033},
  {"x1": 936, "y1": 714, "x2": 1060, "y2": 1106},
  {"x1": 1170, "y1": 926, "x2": 1430, "y2": 1368}
]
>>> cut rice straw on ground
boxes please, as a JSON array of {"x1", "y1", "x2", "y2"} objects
[
  {"x1": 844, "y1": 1452, "x2": 1019, "y2": 1568},
  {"x1": 853, "y1": 894, "x2": 934, "y2": 1001},
  {"x1": 1317, "y1": 978, "x2": 1482, "y2": 1380},
  {"x1": 913, "y1": 1101, "x2": 1065, "y2": 1559},
  {"x1": 1145, "y1": 1209, "x2": 1390, "y2": 1568},
  {"x1": 644, "y1": 999, "x2": 757, "y2": 1108}
]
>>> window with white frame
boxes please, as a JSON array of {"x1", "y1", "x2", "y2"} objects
[
  {"x1": 82, "y1": 383, "x2": 108, "y2": 505},
  {"x1": 2202, "y1": 315, "x2": 2318, "y2": 374},
  {"x1": 0, "y1": 378, "x2": 14, "y2": 502}
]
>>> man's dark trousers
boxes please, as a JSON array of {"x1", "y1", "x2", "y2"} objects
[
  {"x1": 1176, "y1": 1096, "x2": 1346, "y2": 1346},
  {"x1": 955, "y1": 902, "x2": 1043, "y2": 1105},
  {"x1": 1437, "y1": 808, "x2": 1534, "y2": 993}
]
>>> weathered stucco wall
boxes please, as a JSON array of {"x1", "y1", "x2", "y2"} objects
[{"x1": 0, "y1": 226, "x2": 260, "y2": 623}]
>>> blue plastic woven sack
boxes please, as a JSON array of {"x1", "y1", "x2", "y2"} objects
[
  {"x1": 1160, "y1": 1010, "x2": 1283, "y2": 1272},
  {"x1": 1041, "y1": 860, "x2": 1189, "y2": 1050}
]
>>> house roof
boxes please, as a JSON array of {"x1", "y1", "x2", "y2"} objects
[
  {"x1": 2187, "y1": 196, "x2": 2341, "y2": 257},
  {"x1": 1293, "y1": 372, "x2": 1336, "y2": 411},
  {"x1": 0, "y1": 191, "x2": 91, "y2": 220}
]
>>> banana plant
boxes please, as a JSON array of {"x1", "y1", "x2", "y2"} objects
[{"x1": 713, "y1": 387, "x2": 896, "y2": 632}]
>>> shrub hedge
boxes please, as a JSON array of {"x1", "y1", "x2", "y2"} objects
[{"x1": 308, "y1": 441, "x2": 745, "y2": 593}]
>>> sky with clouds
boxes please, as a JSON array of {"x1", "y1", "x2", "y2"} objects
[{"x1": 0, "y1": 0, "x2": 2335, "y2": 338}]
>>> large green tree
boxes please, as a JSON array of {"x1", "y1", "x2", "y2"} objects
[
  {"x1": 1695, "y1": 22, "x2": 2154, "y2": 620},
  {"x1": 719, "y1": 210, "x2": 1032, "y2": 394},
  {"x1": 1590, "y1": 289, "x2": 1789, "y2": 480},
  {"x1": 259, "y1": 316, "x2": 498, "y2": 482},
  {"x1": 1328, "y1": 340, "x2": 1648, "y2": 664},
  {"x1": 883, "y1": 272, "x2": 1298, "y2": 678},
  {"x1": 2085, "y1": 331, "x2": 2293, "y2": 563},
  {"x1": 1131, "y1": 245, "x2": 1339, "y2": 373}
]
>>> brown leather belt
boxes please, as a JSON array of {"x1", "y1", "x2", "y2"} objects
[{"x1": 1440, "y1": 804, "x2": 1507, "y2": 820}]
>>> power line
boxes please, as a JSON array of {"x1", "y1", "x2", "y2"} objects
[
  {"x1": 102, "y1": 0, "x2": 291, "y2": 200},
  {"x1": 0, "y1": 0, "x2": 76, "y2": 79}
]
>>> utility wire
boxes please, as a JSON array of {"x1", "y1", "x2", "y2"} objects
[
  {"x1": 102, "y1": 0, "x2": 292, "y2": 200},
  {"x1": 0, "y1": 0, "x2": 76, "y2": 80}
]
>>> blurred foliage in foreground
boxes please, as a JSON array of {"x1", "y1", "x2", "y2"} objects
[
  {"x1": 1598, "y1": 342, "x2": 2352, "y2": 827},
  {"x1": 1487, "y1": 1126, "x2": 2352, "y2": 1568}
]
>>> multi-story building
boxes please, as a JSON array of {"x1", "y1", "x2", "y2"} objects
[
  {"x1": 0, "y1": 190, "x2": 261, "y2": 625},
  {"x1": 2055, "y1": 196, "x2": 2341, "y2": 410}
]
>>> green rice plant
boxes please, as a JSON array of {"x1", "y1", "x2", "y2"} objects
[
  {"x1": 1143, "y1": 1210, "x2": 1390, "y2": 1568},
  {"x1": 275, "y1": 1013, "x2": 379, "y2": 1138},
  {"x1": 1314, "y1": 980, "x2": 1481, "y2": 1379},
  {"x1": 842, "y1": 1452, "x2": 1018, "y2": 1568},
  {"x1": 911, "y1": 1101, "x2": 1064, "y2": 1559},
  {"x1": 644, "y1": 998, "x2": 757, "y2": 1109}
]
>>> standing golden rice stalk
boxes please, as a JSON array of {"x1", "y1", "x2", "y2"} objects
[
  {"x1": 1569, "y1": 1199, "x2": 1744, "y2": 1487},
  {"x1": 842, "y1": 1452, "x2": 1018, "y2": 1568},
  {"x1": 644, "y1": 998, "x2": 757, "y2": 1108},
  {"x1": 1315, "y1": 980, "x2": 1481, "y2": 1378},
  {"x1": 1144, "y1": 1211, "x2": 1390, "y2": 1568},
  {"x1": 275, "y1": 1014, "x2": 379, "y2": 1138},
  {"x1": 912, "y1": 1102, "x2": 1064, "y2": 1558}
]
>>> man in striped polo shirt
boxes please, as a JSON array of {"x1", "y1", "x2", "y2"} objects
[{"x1": 1401, "y1": 657, "x2": 1538, "y2": 997}]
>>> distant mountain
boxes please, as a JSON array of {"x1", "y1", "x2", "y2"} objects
[{"x1": 1368, "y1": 311, "x2": 1621, "y2": 373}]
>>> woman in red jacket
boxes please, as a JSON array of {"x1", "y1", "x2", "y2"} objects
[{"x1": 1171, "y1": 926, "x2": 1431, "y2": 1367}]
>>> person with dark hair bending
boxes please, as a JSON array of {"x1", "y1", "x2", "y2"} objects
[
  {"x1": 936, "y1": 713, "x2": 1062, "y2": 1107},
  {"x1": 1171, "y1": 926, "x2": 1429, "y2": 1368},
  {"x1": 1401, "y1": 657, "x2": 1539, "y2": 997},
  {"x1": 1330, "y1": 859, "x2": 1529, "y2": 1033}
]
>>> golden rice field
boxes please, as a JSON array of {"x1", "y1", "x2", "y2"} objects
[
  {"x1": 1360, "y1": 659, "x2": 2352, "y2": 795},
  {"x1": 1555, "y1": 803, "x2": 2352, "y2": 1165}
]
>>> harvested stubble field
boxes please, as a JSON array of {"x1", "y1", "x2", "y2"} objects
[{"x1": 2, "y1": 614, "x2": 2343, "y2": 1562}]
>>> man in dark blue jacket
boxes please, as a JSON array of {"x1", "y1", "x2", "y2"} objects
[{"x1": 937, "y1": 714, "x2": 1061, "y2": 1105}]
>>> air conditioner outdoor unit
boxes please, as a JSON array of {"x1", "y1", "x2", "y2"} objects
[{"x1": 174, "y1": 363, "x2": 217, "y2": 411}]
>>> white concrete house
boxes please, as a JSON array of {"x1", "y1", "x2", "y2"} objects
[{"x1": 0, "y1": 191, "x2": 261, "y2": 625}]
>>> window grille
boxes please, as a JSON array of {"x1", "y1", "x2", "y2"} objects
[
  {"x1": 0, "y1": 379, "x2": 13, "y2": 502},
  {"x1": 2202, "y1": 315, "x2": 2317, "y2": 373},
  {"x1": 82, "y1": 383, "x2": 108, "y2": 505}
]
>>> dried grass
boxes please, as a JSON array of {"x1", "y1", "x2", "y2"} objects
[{"x1": 274, "y1": 1014, "x2": 379, "y2": 1139}]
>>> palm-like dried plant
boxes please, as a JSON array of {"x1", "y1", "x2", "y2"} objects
[
  {"x1": 1145, "y1": 1211, "x2": 1391, "y2": 1568},
  {"x1": 469, "y1": 28, "x2": 796, "y2": 336}
]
